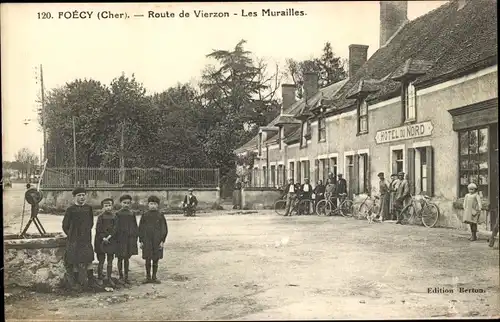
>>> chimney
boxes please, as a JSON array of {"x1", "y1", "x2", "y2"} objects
[
  {"x1": 281, "y1": 84, "x2": 296, "y2": 112},
  {"x1": 348, "y1": 44, "x2": 369, "y2": 79},
  {"x1": 379, "y1": 1, "x2": 408, "y2": 47},
  {"x1": 303, "y1": 72, "x2": 319, "y2": 103}
]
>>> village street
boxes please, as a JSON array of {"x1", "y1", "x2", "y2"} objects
[{"x1": 4, "y1": 184, "x2": 499, "y2": 320}]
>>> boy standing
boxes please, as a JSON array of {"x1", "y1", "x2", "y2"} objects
[
  {"x1": 182, "y1": 188, "x2": 198, "y2": 216},
  {"x1": 139, "y1": 195, "x2": 168, "y2": 284},
  {"x1": 62, "y1": 187, "x2": 98, "y2": 291},
  {"x1": 94, "y1": 198, "x2": 118, "y2": 287},
  {"x1": 115, "y1": 194, "x2": 139, "y2": 284}
]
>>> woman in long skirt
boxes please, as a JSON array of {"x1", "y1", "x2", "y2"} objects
[
  {"x1": 233, "y1": 178, "x2": 242, "y2": 209},
  {"x1": 377, "y1": 172, "x2": 390, "y2": 221}
]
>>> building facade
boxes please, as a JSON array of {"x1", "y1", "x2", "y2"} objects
[{"x1": 235, "y1": 0, "x2": 498, "y2": 227}]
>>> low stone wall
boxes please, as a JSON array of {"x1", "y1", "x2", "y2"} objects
[
  {"x1": 40, "y1": 188, "x2": 220, "y2": 212},
  {"x1": 241, "y1": 187, "x2": 282, "y2": 210},
  {"x1": 4, "y1": 233, "x2": 67, "y2": 292}
]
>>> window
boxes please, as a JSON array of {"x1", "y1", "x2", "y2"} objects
[
  {"x1": 270, "y1": 165, "x2": 276, "y2": 187},
  {"x1": 404, "y1": 81, "x2": 416, "y2": 122},
  {"x1": 258, "y1": 133, "x2": 263, "y2": 156},
  {"x1": 301, "y1": 121, "x2": 308, "y2": 147},
  {"x1": 329, "y1": 157, "x2": 338, "y2": 180},
  {"x1": 318, "y1": 117, "x2": 326, "y2": 142},
  {"x1": 278, "y1": 164, "x2": 284, "y2": 186},
  {"x1": 297, "y1": 162, "x2": 302, "y2": 183},
  {"x1": 289, "y1": 162, "x2": 294, "y2": 181},
  {"x1": 278, "y1": 127, "x2": 284, "y2": 151},
  {"x1": 253, "y1": 167, "x2": 259, "y2": 187},
  {"x1": 320, "y1": 159, "x2": 328, "y2": 182},
  {"x1": 358, "y1": 99, "x2": 368, "y2": 134},
  {"x1": 392, "y1": 149, "x2": 404, "y2": 174},
  {"x1": 459, "y1": 127, "x2": 489, "y2": 198},
  {"x1": 302, "y1": 160, "x2": 310, "y2": 182},
  {"x1": 419, "y1": 148, "x2": 428, "y2": 193}
]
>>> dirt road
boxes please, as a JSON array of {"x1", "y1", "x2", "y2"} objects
[{"x1": 4, "y1": 185, "x2": 499, "y2": 320}]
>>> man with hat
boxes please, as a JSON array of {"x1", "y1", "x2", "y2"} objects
[
  {"x1": 395, "y1": 172, "x2": 410, "y2": 224},
  {"x1": 62, "y1": 187, "x2": 99, "y2": 291},
  {"x1": 377, "y1": 172, "x2": 390, "y2": 221},
  {"x1": 182, "y1": 188, "x2": 198, "y2": 216},
  {"x1": 336, "y1": 174, "x2": 347, "y2": 205}
]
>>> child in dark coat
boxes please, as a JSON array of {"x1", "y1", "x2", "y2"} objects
[
  {"x1": 115, "y1": 194, "x2": 139, "y2": 284},
  {"x1": 94, "y1": 198, "x2": 117, "y2": 287},
  {"x1": 62, "y1": 187, "x2": 98, "y2": 291},
  {"x1": 139, "y1": 195, "x2": 168, "y2": 284}
]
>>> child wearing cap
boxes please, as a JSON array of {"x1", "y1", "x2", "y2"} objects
[
  {"x1": 138, "y1": 195, "x2": 168, "y2": 284},
  {"x1": 94, "y1": 198, "x2": 117, "y2": 287},
  {"x1": 62, "y1": 187, "x2": 99, "y2": 291},
  {"x1": 182, "y1": 188, "x2": 198, "y2": 217},
  {"x1": 463, "y1": 183, "x2": 482, "y2": 241},
  {"x1": 115, "y1": 194, "x2": 139, "y2": 284}
]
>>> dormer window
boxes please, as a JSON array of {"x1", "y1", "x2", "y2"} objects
[
  {"x1": 258, "y1": 132, "x2": 263, "y2": 156},
  {"x1": 357, "y1": 99, "x2": 368, "y2": 134},
  {"x1": 301, "y1": 121, "x2": 310, "y2": 147},
  {"x1": 404, "y1": 81, "x2": 417, "y2": 122},
  {"x1": 318, "y1": 116, "x2": 326, "y2": 142},
  {"x1": 278, "y1": 126, "x2": 284, "y2": 151}
]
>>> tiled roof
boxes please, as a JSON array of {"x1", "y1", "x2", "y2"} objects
[
  {"x1": 327, "y1": 0, "x2": 498, "y2": 112},
  {"x1": 234, "y1": 79, "x2": 348, "y2": 153}
]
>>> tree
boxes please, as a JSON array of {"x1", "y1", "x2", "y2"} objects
[
  {"x1": 285, "y1": 42, "x2": 347, "y2": 99},
  {"x1": 14, "y1": 148, "x2": 39, "y2": 178}
]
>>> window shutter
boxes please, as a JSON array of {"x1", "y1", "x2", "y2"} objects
[
  {"x1": 407, "y1": 148, "x2": 415, "y2": 195},
  {"x1": 426, "y1": 146, "x2": 434, "y2": 196},
  {"x1": 353, "y1": 154, "x2": 360, "y2": 195}
]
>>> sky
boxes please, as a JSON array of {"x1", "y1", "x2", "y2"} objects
[{"x1": 1, "y1": 1, "x2": 448, "y2": 162}]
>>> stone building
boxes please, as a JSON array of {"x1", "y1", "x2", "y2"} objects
[{"x1": 234, "y1": 0, "x2": 498, "y2": 228}]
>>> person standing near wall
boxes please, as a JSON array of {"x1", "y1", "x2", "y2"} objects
[
  {"x1": 395, "y1": 172, "x2": 410, "y2": 224},
  {"x1": 301, "y1": 178, "x2": 313, "y2": 215},
  {"x1": 314, "y1": 180, "x2": 325, "y2": 212},
  {"x1": 463, "y1": 183, "x2": 482, "y2": 242},
  {"x1": 389, "y1": 173, "x2": 399, "y2": 220},
  {"x1": 283, "y1": 178, "x2": 297, "y2": 217},
  {"x1": 377, "y1": 172, "x2": 390, "y2": 222},
  {"x1": 233, "y1": 178, "x2": 242, "y2": 210}
]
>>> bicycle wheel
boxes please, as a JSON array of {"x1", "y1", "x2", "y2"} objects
[
  {"x1": 421, "y1": 202, "x2": 440, "y2": 228},
  {"x1": 340, "y1": 200, "x2": 354, "y2": 217},
  {"x1": 316, "y1": 199, "x2": 331, "y2": 216},
  {"x1": 274, "y1": 199, "x2": 287, "y2": 216},
  {"x1": 357, "y1": 203, "x2": 370, "y2": 220},
  {"x1": 297, "y1": 199, "x2": 312, "y2": 215},
  {"x1": 400, "y1": 204, "x2": 415, "y2": 225}
]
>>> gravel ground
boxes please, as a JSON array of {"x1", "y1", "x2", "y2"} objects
[{"x1": 4, "y1": 184, "x2": 499, "y2": 320}]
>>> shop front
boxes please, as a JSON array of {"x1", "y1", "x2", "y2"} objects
[{"x1": 448, "y1": 98, "x2": 498, "y2": 229}]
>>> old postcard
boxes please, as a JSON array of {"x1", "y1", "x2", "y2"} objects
[{"x1": 2, "y1": 0, "x2": 499, "y2": 320}]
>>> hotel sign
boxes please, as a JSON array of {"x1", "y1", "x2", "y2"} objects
[{"x1": 375, "y1": 121, "x2": 434, "y2": 144}]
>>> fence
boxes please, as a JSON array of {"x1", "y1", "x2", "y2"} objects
[{"x1": 41, "y1": 167, "x2": 220, "y2": 189}]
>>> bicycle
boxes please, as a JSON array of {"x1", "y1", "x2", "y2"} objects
[
  {"x1": 356, "y1": 194, "x2": 380, "y2": 221},
  {"x1": 399, "y1": 194, "x2": 440, "y2": 228},
  {"x1": 315, "y1": 193, "x2": 354, "y2": 217},
  {"x1": 274, "y1": 195, "x2": 314, "y2": 216}
]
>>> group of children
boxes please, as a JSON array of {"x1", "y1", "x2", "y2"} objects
[{"x1": 63, "y1": 187, "x2": 168, "y2": 292}]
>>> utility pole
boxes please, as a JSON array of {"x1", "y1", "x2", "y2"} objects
[
  {"x1": 39, "y1": 64, "x2": 47, "y2": 162},
  {"x1": 72, "y1": 116, "x2": 77, "y2": 187}
]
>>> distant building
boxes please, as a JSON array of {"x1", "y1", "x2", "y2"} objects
[{"x1": 234, "y1": 0, "x2": 498, "y2": 227}]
